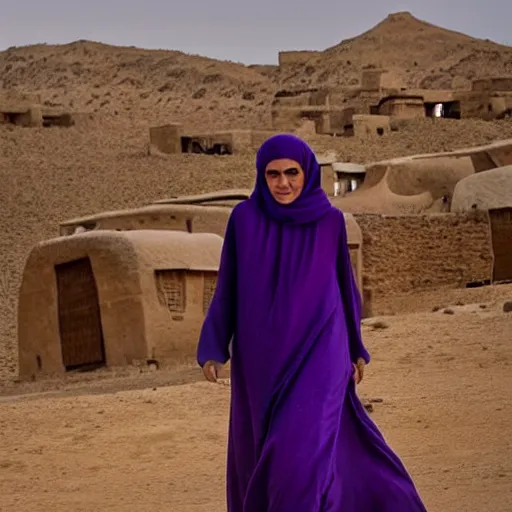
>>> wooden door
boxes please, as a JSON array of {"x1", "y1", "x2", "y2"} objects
[
  {"x1": 55, "y1": 258, "x2": 105, "y2": 370},
  {"x1": 489, "y1": 207, "x2": 512, "y2": 283}
]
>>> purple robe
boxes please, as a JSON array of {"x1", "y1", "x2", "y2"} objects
[{"x1": 197, "y1": 134, "x2": 427, "y2": 511}]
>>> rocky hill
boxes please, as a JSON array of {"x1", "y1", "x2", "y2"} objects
[
  {"x1": 2, "y1": 12, "x2": 512, "y2": 130},
  {"x1": 279, "y1": 12, "x2": 512, "y2": 90},
  {"x1": 0, "y1": 41, "x2": 277, "y2": 130}
]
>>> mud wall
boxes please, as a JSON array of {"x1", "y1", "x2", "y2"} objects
[{"x1": 354, "y1": 211, "x2": 493, "y2": 312}]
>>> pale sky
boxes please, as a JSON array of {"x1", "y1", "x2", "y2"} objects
[{"x1": 0, "y1": 0, "x2": 510, "y2": 65}]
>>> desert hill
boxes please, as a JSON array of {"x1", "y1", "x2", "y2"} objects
[
  {"x1": 0, "y1": 40, "x2": 276, "y2": 130},
  {"x1": 2, "y1": 12, "x2": 512, "y2": 129},
  {"x1": 279, "y1": 12, "x2": 512, "y2": 90}
]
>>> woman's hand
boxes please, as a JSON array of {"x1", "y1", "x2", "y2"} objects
[
  {"x1": 352, "y1": 357, "x2": 366, "y2": 385},
  {"x1": 202, "y1": 360, "x2": 223, "y2": 383}
]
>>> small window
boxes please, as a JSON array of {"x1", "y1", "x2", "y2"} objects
[{"x1": 155, "y1": 270, "x2": 186, "y2": 313}]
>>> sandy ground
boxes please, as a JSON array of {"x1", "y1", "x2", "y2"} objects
[{"x1": 1, "y1": 299, "x2": 511, "y2": 512}]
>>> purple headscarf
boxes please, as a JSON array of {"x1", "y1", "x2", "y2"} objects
[{"x1": 249, "y1": 133, "x2": 334, "y2": 225}]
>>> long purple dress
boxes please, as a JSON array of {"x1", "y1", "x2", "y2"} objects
[{"x1": 197, "y1": 134, "x2": 427, "y2": 511}]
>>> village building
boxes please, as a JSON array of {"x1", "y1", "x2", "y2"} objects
[{"x1": 17, "y1": 230, "x2": 223, "y2": 378}]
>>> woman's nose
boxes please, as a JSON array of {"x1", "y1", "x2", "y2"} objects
[{"x1": 277, "y1": 174, "x2": 288, "y2": 186}]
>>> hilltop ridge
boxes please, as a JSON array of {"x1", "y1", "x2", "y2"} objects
[{"x1": 280, "y1": 11, "x2": 512, "y2": 90}]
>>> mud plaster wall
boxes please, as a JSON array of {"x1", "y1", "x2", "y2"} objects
[
  {"x1": 18, "y1": 234, "x2": 147, "y2": 377},
  {"x1": 353, "y1": 115, "x2": 391, "y2": 138},
  {"x1": 273, "y1": 92, "x2": 314, "y2": 108},
  {"x1": 211, "y1": 130, "x2": 264, "y2": 152},
  {"x1": 60, "y1": 206, "x2": 232, "y2": 238},
  {"x1": 149, "y1": 124, "x2": 182, "y2": 153},
  {"x1": 145, "y1": 270, "x2": 216, "y2": 362},
  {"x1": 472, "y1": 78, "x2": 512, "y2": 92},
  {"x1": 18, "y1": 231, "x2": 223, "y2": 378},
  {"x1": 455, "y1": 91, "x2": 512, "y2": 120},
  {"x1": 0, "y1": 107, "x2": 43, "y2": 127},
  {"x1": 131, "y1": 235, "x2": 222, "y2": 362},
  {"x1": 379, "y1": 99, "x2": 425, "y2": 118},
  {"x1": 354, "y1": 212, "x2": 493, "y2": 313},
  {"x1": 328, "y1": 109, "x2": 353, "y2": 133}
]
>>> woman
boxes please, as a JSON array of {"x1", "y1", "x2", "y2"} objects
[{"x1": 197, "y1": 134, "x2": 427, "y2": 511}]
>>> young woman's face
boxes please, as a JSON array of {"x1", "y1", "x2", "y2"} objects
[{"x1": 264, "y1": 158, "x2": 305, "y2": 205}]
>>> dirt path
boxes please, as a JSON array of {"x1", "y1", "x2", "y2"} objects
[{"x1": 1, "y1": 306, "x2": 511, "y2": 512}]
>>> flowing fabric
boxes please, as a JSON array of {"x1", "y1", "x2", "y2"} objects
[{"x1": 197, "y1": 134, "x2": 427, "y2": 511}]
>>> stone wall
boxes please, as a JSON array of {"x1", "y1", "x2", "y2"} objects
[
  {"x1": 149, "y1": 124, "x2": 182, "y2": 153},
  {"x1": 0, "y1": 106, "x2": 43, "y2": 127},
  {"x1": 353, "y1": 114, "x2": 391, "y2": 138},
  {"x1": 378, "y1": 97, "x2": 425, "y2": 118},
  {"x1": 354, "y1": 211, "x2": 493, "y2": 313},
  {"x1": 472, "y1": 78, "x2": 512, "y2": 92},
  {"x1": 454, "y1": 91, "x2": 512, "y2": 120}
]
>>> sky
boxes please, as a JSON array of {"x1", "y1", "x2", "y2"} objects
[{"x1": 0, "y1": 0, "x2": 510, "y2": 65}]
